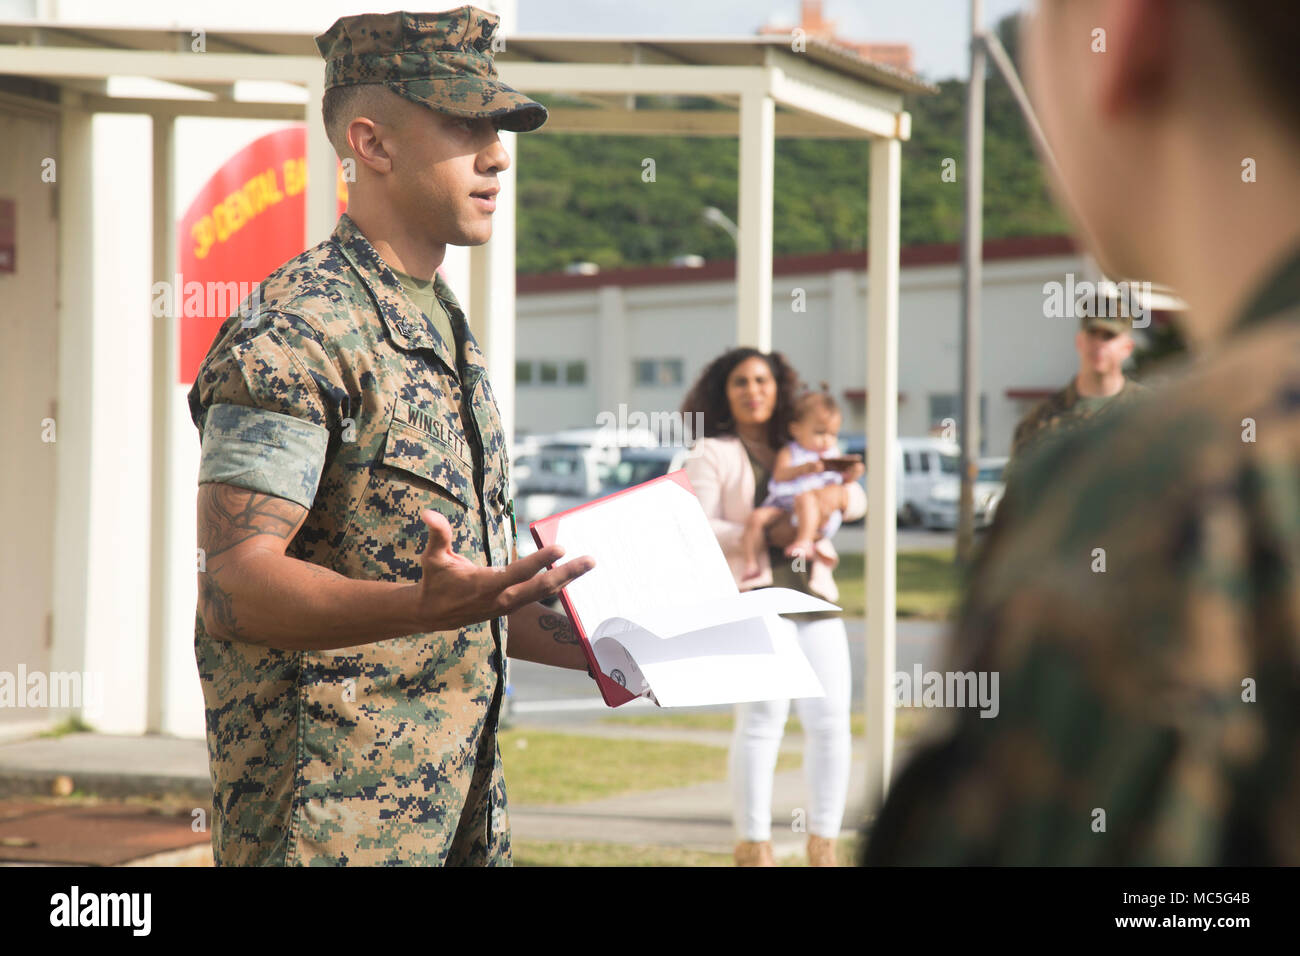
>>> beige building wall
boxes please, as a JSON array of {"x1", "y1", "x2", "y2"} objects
[
  {"x1": 0, "y1": 103, "x2": 58, "y2": 738},
  {"x1": 514, "y1": 252, "x2": 1088, "y2": 456}
]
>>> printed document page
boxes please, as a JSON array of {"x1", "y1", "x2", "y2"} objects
[{"x1": 549, "y1": 476, "x2": 837, "y2": 705}]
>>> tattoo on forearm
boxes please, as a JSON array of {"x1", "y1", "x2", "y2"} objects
[
  {"x1": 199, "y1": 485, "x2": 303, "y2": 559},
  {"x1": 198, "y1": 568, "x2": 255, "y2": 643},
  {"x1": 539, "y1": 611, "x2": 579, "y2": 644},
  {"x1": 197, "y1": 485, "x2": 305, "y2": 644}
]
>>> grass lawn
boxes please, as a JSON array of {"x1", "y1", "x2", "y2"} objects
[
  {"x1": 833, "y1": 550, "x2": 961, "y2": 619},
  {"x1": 38, "y1": 717, "x2": 96, "y2": 738},
  {"x1": 513, "y1": 834, "x2": 861, "y2": 867},
  {"x1": 498, "y1": 729, "x2": 799, "y2": 805},
  {"x1": 602, "y1": 707, "x2": 935, "y2": 740}
]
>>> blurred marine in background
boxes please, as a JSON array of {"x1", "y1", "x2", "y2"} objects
[
  {"x1": 866, "y1": 0, "x2": 1300, "y2": 864},
  {"x1": 1009, "y1": 304, "x2": 1146, "y2": 464}
]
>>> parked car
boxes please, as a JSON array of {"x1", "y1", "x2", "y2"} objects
[
  {"x1": 922, "y1": 456, "x2": 1007, "y2": 530},
  {"x1": 595, "y1": 444, "x2": 690, "y2": 492},
  {"x1": 837, "y1": 434, "x2": 962, "y2": 526},
  {"x1": 506, "y1": 434, "x2": 688, "y2": 707},
  {"x1": 900, "y1": 438, "x2": 961, "y2": 526},
  {"x1": 512, "y1": 447, "x2": 591, "y2": 497},
  {"x1": 512, "y1": 426, "x2": 662, "y2": 497},
  {"x1": 514, "y1": 439, "x2": 689, "y2": 559}
]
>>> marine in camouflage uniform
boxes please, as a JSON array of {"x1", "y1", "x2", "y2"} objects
[
  {"x1": 864, "y1": 250, "x2": 1300, "y2": 865},
  {"x1": 1009, "y1": 313, "x2": 1147, "y2": 462},
  {"x1": 188, "y1": 7, "x2": 549, "y2": 866}
]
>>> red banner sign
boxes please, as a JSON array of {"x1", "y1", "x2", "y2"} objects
[{"x1": 177, "y1": 127, "x2": 346, "y2": 383}]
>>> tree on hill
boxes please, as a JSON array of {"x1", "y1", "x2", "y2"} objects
[{"x1": 514, "y1": 14, "x2": 1070, "y2": 274}]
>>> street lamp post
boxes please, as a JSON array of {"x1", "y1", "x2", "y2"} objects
[{"x1": 957, "y1": 0, "x2": 985, "y2": 565}]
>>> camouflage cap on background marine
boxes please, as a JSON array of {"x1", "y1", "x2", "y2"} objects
[
  {"x1": 315, "y1": 6, "x2": 547, "y2": 133},
  {"x1": 1077, "y1": 289, "x2": 1136, "y2": 335},
  {"x1": 1080, "y1": 313, "x2": 1133, "y2": 335}
]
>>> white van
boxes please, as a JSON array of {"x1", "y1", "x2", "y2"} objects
[
  {"x1": 896, "y1": 437, "x2": 961, "y2": 525},
  {"x1": 841, "y1": 434, "x2": 961, "y2": 525},
  {"x1": 922, "y1": 455, "x2": 1007, "y2": 530}
]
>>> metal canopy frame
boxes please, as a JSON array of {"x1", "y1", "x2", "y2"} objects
[{"x1": 0, "y1": 18, "x2": 935, "y2": 812}]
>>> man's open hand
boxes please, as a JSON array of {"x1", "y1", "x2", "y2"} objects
[{"x1": 414, "y1": 509, "x2": 595, "y2": 632}]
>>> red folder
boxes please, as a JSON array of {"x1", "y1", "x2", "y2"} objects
[{"x1": 529, "y1": 469, "x2": 697, "y2": 708}]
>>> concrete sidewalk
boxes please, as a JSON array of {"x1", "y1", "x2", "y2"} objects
[
  {"x1": 510, "y1": 756, "x2": 874, "y2": 860},
  {"x1": 0, "y1": 728, "x2": 908, "y2": 864},
  {"x1": 0, "y1": 733, "x2": 210, "y2": 802},
  {"x1": 0, "y1": 733, "x2": 215, "y2": 866}
]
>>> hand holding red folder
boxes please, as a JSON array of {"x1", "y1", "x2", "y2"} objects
[
  {"x1": 413, "y1": 508, "x2": 594, "y2": 631},
  {"x1": 531, "y1": 471, "x2": 834, "y2": 708}
]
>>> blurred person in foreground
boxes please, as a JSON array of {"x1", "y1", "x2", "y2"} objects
[{"x1": 865, "y1": 0, "x2": 1300, "y2": 864}]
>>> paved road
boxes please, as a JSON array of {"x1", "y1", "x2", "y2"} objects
[
  {"x1": 834, "y1": 525, "x2": 960, "y2": 554},
  {"x1": 508, "y1": 616, "x2": 949, "y2": 725},
  {"x1": 517, "y1": 512, "x2": 957, "y2": 559}
]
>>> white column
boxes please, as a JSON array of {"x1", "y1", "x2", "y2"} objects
[
  {"x1": 469, "y1": 127, "x2": 518, "y2": 446},
  {"x1": 305, "y1": 75, "x2": 336, "y2": 247},
  {"x1": 596, "y1": 285, "x2": 628, "y2": 417},
  {"x1": 147, "y1": 114, "x2": 178, "y2": 733},
  {"x1": 49, "y1": 91, "x2": 95, "y2": 724},
  {"x1": 829, "y1": 268, "x2": 858, "y2": 410},
  {"x1": 467, "y1": 0, "x2": 519, "y2": 448},
  {"x1": 865, "y1": 136, "x2": 901, "y2": 812},
  {"x1": 736, "y1": 90, "x2": 774, "y2": 349}
]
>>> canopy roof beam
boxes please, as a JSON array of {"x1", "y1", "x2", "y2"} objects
[
  {"x1": 539, "y1": 107, "x2": 872, "y2": 139},
  {"x1": 0, "y1": 46, "x2": 321, "y2": 84}
]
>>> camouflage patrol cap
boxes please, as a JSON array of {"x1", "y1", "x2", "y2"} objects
[
  {"x1": 1076, "y1": 290, "x2": 1133, "y2": 335},
  {"x1": 1080, "y1": 314, "x2": 1131, "y2": 335},
  {"x1": 315, "y1": 7, "x2": 547, "y2": 133}
]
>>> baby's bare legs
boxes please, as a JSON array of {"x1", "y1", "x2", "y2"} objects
[
  {"x1": 784, "y1": 491, "x2": 823, "y2": 563},
  {"x1": 741, "y1": 505, "x2": 785, "y2": 580},
  {"x1": 784, "y1": 485, "x2": 849, "y2": 566}
]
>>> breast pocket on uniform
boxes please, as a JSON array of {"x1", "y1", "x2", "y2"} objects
[{"x1": 380, "y1": 416, "x2": 475, "y2": 510}]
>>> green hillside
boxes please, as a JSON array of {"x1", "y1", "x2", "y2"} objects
[{"x1": 514, "y1": 17, "x2": 1070, "y2": 274}]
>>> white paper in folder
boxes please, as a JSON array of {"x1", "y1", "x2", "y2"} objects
[{"x1": 548, "y1": 474, "x2": 835, "y2": 707}]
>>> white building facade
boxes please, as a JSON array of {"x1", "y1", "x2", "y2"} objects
[{"x1": 515, "y1": 235, "x2": 1090, "y2": 456}]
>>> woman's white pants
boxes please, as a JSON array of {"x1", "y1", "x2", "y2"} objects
[{"x1": 729, "y1": 615, "x2": 852, "y2": 841}]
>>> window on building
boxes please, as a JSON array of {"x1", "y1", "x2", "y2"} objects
[
  {"x1": 928, "y1": 393, "x2": 988, "y2": 450},
  {"x1": 928, "y1": 394, "x2": 958, "y2": 432},
  {"x1": 903, "y1": 452, "x2": 915, "y2": 474},
  {"x1": 633, "y1": 358, "x2": 685, "y2": 387},
  {"x1": 518, "y1": 359, "x2": 587, "y2": 387}
]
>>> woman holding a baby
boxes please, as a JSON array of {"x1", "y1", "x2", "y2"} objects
[{"x1": 681, "y1": 347, "x2": 865, "y2": 867}]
